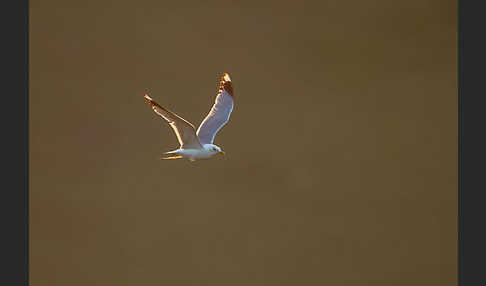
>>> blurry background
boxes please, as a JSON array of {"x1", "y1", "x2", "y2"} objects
[{"x1": 30, "y1": 1, "x2": 457, "y2": 285}]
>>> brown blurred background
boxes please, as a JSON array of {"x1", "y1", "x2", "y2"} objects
[{"x1": 30, "y1": 1, "x2": 457, "y2": 285}]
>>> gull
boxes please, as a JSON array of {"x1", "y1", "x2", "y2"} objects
[{"x1": 142, "y1": 73, "x2": 234, "y2": 161}]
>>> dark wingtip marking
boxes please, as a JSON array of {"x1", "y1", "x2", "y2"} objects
[
  {"x1": 143, "y1": 94, "x2": 164, "y2": 110},
  {"x1": 218, "y1": 72, "x2": 233, "y2": 97}
]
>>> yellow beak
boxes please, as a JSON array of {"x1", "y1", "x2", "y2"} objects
[{"x1": 219, "y1": 151, "x2": 226, "y2": 155}]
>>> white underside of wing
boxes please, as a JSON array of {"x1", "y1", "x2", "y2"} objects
[
  {"x1": 196, "y1": 73, "x2": 234, "y2": 145},
  {"x1": 143, "y1": 94, "x2": 203, "y2": 149}
]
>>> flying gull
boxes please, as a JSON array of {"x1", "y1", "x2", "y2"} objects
[{"x1": 142, "y1": 73, "x2": 234, "y2": 161}]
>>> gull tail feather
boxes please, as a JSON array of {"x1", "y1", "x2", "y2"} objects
[{"x1": 160, "y1": 151, "x2": 183, "y2": 160}]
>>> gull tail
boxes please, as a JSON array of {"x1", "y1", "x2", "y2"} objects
[{"x1": 160, "y1": 150, "x2": 183, "y2": 160}]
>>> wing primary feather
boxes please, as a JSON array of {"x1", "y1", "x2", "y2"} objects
[{"x1": 218, "y1": 73, "x2": 233, "y2": 97}]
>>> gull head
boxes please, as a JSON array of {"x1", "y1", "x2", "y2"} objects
[{"x1": 204, "y1": 144, "x2": 225, "y2": 156}]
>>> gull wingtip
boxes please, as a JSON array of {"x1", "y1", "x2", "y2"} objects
[
  {"x1": 219, "y1": 72, "x2": 234, "y2": 97},
  {"x1": 143, "y1": 94, "x2": 151, "y2": 104},
  {"x1": 223, "y1": 72, "x2": 231, "y2": 82}
]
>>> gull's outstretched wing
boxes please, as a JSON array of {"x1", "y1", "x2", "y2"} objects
[
  {"x1": 196, "y1": 73, "x2": 234, "y2": 145},
  {"x1": 143, "y1": 94, "x2": 203, "y2": 149}
]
